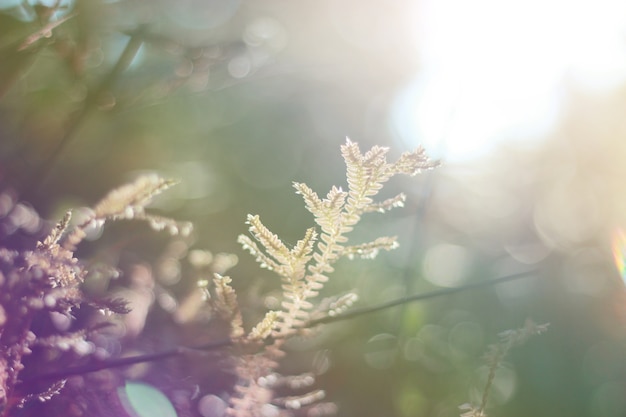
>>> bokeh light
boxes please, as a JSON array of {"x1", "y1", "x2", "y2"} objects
[
  {"x1": 119, "y1": 381, "x2": 177, "y2": 417},
  {"x1": 0, "y1": 0, "x2": 75, "y2": 21}
]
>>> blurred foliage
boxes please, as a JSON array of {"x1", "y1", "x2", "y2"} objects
[{"x1": 2, "y1": 1, "x2": 626, "y2": 417}]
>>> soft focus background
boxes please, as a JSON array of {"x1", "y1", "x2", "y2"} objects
[{"x1": 2, "y1": 0, "x2": 626, "y2": 416}]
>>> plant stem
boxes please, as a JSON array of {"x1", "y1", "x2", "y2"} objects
[
  {"x1": 21, "y1": 26, "x2": 146, "y2": 199},
  {"x1": 307, "y1": 269, "x2": 536, "y2": 326},
  {"x1": 24, "y1": 269, "x2": 537, "y2": 382}
]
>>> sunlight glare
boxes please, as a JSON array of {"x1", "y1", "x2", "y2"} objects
[
  {"x1": 393, "y1": 0, "x2": 626, "y2": 162},
  {"x1": 612, "y1": 229, "x2": 626, "y2": 284}
]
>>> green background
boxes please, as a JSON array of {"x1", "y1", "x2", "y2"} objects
[{"x1": 2, "y1": 1, "x2": 626, "y2": 416}]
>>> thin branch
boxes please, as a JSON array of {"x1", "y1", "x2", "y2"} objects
[
  {"x1": 306, "y1": 269, "x2": 536, "y2": 327},
  {"x1": 22, "y1": 338, "x2": 233, "y2": 383},
  {"x1": 0, "y1": 9, "x2": 77, "y2": 99},
  {"x1": 24, "y1": 269, "x2": 536, "y2": 382},
  {"x1": 18, "y1": 12, "x2": 78, "y2": 52},
  {"x1": 22, "y1": 26, "x2": 146, "y2": 198}
]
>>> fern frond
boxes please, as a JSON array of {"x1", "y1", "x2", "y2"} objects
[
  {"x1": 24, "y1": 241, "x2": 86, "y2": 288},
  {"x1": 228, "y1": 347, "x2": 283, "y2": 417},
  {"x1": 18, "y1": 380, "x2": 66, "y2": 408},
  {"x1": 275, "y1": 389, "x2": 326, "y2": 410},
  {"x1": 238, "y1": 234, "x2": 281, "y2": 272},
  {"x1": 362, "y1": 144, "x2": 390, "y2": 167},
  {"x1": 466, "y1": 319, "x2": 549, "y2": 417},
  {"x1": 212, "y1": 274, "x2": 244, "y2": 338},
  {"x1": 294, "y1": 182, "x2": 323, "y2": 214},
  {"x1": 311, "y1": 292, "x2": 359, "y2": 320},
  {"x1": 341, "y1": 138, "x2": 388, "y2": 205},
  {"x1": 249, "y1": 311, "x2": 280, "y2": 340},
  {"x1": 281, "y1": 228, "x2": 318, "y2": 286},
  {"x1": 390, "y1": 145, "x2": 440, "y2": 175},
  {"x1": 290, "y1": 228, "x2": 317, "y2": 261},
  {"x1": 39, "y1": 210, "x2": 72, "y2": 249},
  {"x1": 362, "y1": 193, "x2": 406, "y2": 213},
  {"x1": 342, "y1": 236, "x2": 399, "y2": 260},
  {"x1": 341, "y1": 139, "x2": 370, "y2": 215},
  {"x1": 92, "y1": 175, "x2": 178, "y2": 220},
  {"x1": 260, "y1": 372, "x2": 316, "y2": 390},
  {"x1": 32, "y1": 329, "x2": 94, "y2": 356},
  {"x1": 232, "y1": 139, "x2": 437, "y2": 416},
  {"x1": 61, "y1": 175, "x2": 181, "y2": 250},
  {"x1": 246, "y1": 214, "x2": 291, "y2": 266},
  {"x1": 228, "y1": 380, "x2": 275, "y2": 417},
  {"x1": 140, "y1": 213, "x2": 193, "y2": 236},
  {"x1": 315, "y1": 186, "x2": 347, "y2": 235}
]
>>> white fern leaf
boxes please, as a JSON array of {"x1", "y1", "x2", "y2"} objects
[
  {"x1": 249, "y1": 311, "x2": 280, "y2": 340},
  {"x1": 238, "y1": 234, "x2": 281, "y2": 272},
  {"x1": 246, "y1": 214, "x2": 291, "y2": 266},
  {"x1": 342, "y1": 236, "x2": 399, "y2": 260},
  {"x1": 93, "y1": 175, "x2": 177, "y2": 220},
  {"x1": 362, "y1": 193, "x2": 406, "y2": 213},
  {"x1": 293, "y1": 182, "x2": 323, "y2": 215}
]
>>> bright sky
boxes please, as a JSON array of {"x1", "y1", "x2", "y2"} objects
[{"x1": 392, "y1": 0, "x2": 626, "y2": 162}]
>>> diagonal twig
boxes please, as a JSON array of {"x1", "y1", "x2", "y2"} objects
[
  {"x1": 18, "y1": 12, "x2": 78, "y2": 52},
  {"x1": 23, "y1": 269, "x2": 537, "y2": 383},
  {"x1": 22, "y1": 26, "x2": 147, "y2": 199}
]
